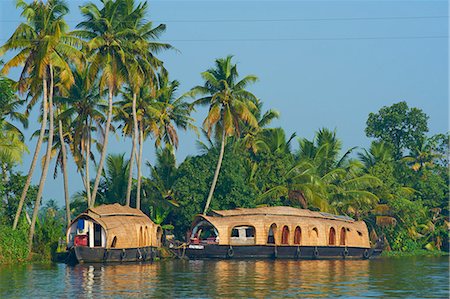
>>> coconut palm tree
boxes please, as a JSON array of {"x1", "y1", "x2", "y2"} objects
[
  {"x1": 240, "y1": 100, "x2": 280, "y2": 153},
  {"x1": 57, "y1": 68, "x2": 104, "y2": 205},
  {"x1": 297, "y1": 128, "x2": 356, "y2": 176},
  {"x1": 0, "y1": 73, "x2": 28, "y2": 166},
  {"x1": 189, "y1": 55, "x2": 259, "y2": 215},
  {"x1": 153, "y1": 73, "x2": 196, "y2": 149},
  {"x1": 1, "y1": 0, "x2": 81, "y2": 233},
  {"x1": 120, "y1": 0, "x2": 173, "y2": 207},
  {"x1": 1, "y1": 1, "x2": 82, "y2": 254},
  {"x1": 76, "y1": 0, "x2": 130, "y2": 207},
  {"x1": 358, "y1": 141, "x2": 394, "y2": 170}
]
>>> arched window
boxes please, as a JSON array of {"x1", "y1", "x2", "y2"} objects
[
  {"x1": 294, "y1": 226, "x2": 302, "y2": 245},
  {"x1": 111, "y1": 236, "x2": 117, "y2": 248},
  {"x1": 329, "y1": 227, "x2": 336, "y2": 245},
  {"x1": 281, "y1": 226, "x2": 290, "y2": 245},
  {"x1": 156, "y1": 227, "x2": 163, "y2": 247},
  {"x1": 340, "y1": 227, "x2": 346, "y2": 246},
  {"x1": 139, "y1": 227, "x2": 143, "y2": 247},
  {"x1": 267, "y1": 223, "x2": 277, "y2": 244}
]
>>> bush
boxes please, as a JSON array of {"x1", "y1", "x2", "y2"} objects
[{"x1": 0, "y1": 224, "x2": 28, "y2": 264}]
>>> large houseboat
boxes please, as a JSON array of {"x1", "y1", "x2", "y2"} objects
[
  {"x1": 185, "y1": 206, "x2": 383, "y2": 259},
  {"x1": 66, "y1": 204, "x2": 162, "y2": 264}
]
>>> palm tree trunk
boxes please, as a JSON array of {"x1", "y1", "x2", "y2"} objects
[
  {"x1": 91, "y1": 87, "x2": 113, "y2": 207},
  {"x1": 85, "y1": 122, "x2": 92, "y2": 205},
  {"x1": 126, "y1": 92, "x2": 138, "y2": 206},
  {"x1": 203, "y1": 129, "x2": 226, "y2": 215},
  {"x1": 28, "y1": 66, "x2": 55, "y2": 254},
  {"x1": 58, "y1": 117, "x2": 71, "y2": 227},
  {"x1": 136, "y1": 120, "x2": 143, "y2": 210},
  {"x1": 12, "y1": 80, "x2": 49, "y2": 230}
]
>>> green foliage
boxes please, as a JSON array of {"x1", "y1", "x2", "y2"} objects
[
  {"x1": 170, "y1": 145, "x2": 257, "y2": 237},
  {"x1": 0, "y1": 223, "x2": 28, "y2": 264},
  {"x1": 0, "y1": 172, "x2": 38, "y2": 226},
  {"x1": 365, "y1": 101, "x2": 429, "y2": 158},
  {"x1": 33, "y1": 201, "x2": 65, "y2": 260}
]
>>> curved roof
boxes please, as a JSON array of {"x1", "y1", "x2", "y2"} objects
[
  {"x1": 210, "y1": 206, "x2": 355, "y2": 222},
  {"x1": 70, "y1": 204, "x2": 161, "y2": 248}
]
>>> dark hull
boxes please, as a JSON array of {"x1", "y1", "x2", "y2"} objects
[
  {"x1": 67, "y1": 246, "x2": 158, "y2": 264},
  {"x1": 185, "y1": 245, "x2": 381, "y2": 260}
]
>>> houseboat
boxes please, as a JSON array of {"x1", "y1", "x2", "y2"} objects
[
  {"x1": 185, "y1": 206, "x2": 383, "y2": 259},
  {"x1": 66, "y1": 204, "x2": 162, "y2": 264}
]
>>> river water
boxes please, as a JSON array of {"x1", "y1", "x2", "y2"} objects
[{"x1": 0, "y1": 256, "x2": 448, "y2": 298}]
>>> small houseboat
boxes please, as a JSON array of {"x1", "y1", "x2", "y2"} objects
[
  {"x1": 66, "y1": 204, "x2": 162, "y2": 264},
  {"x1": 185, "y1": 206, "x2": 383, "y2": 259}
]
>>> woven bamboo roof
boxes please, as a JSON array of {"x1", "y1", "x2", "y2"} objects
[
  {"x1": 70, "y1": 204, "x2": 161, "y2": 248},
  {"x1": 87, "y1": 203, "x2": 146, "y2": 217},
  {"x1": 210, "y1": 206, "x2": 355, "y2": 222}
]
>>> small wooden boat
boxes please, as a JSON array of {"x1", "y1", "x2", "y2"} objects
[
  {"x1": 66, "y1": 204, "x2": 162, "y2": 264},
  {"x1": 185, "y1": 206, "x2": 383, "y2": 259}
]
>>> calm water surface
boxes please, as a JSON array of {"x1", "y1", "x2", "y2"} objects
[{"x1": 0, "y1": 256, "x2": 448, "y2": 298}]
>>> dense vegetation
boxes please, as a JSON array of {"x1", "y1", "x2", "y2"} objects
[{"x1": 0, "y1": 0, "x2": 448, "y2": 263}]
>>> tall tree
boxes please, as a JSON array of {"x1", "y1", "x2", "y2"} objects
[
  {"x1": 365, "y1": 101, "x2": 429, "y2": 159},
  {"x1": 1, "y1": 0, "x2": 81, "y2": 231},
  {"x1": 189, "y1": 55, "x2": 259, "y2": 215},
  {"x1": 120, "y1": 0, "x2": 172, "y2": 208},
  {"x1": 76, "y1": 0, "x2": 129, "y2": 207},
  {"x1": 57, "y1": 67, "x2": 104, "y2": 206}
]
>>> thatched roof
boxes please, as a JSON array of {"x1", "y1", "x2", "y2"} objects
[
  {"x1": 70, "y1": 204, "x2": 161, "y2": 249},
  {"x1": 210, "y1": 206, "x2": 355, "y2": 222},
  {"x1": 86, "y1": 203, "x2": 146, "y2": 217}
]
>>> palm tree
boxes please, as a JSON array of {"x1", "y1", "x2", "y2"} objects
[
  {"x1": 189, "y1": 55, "x2": 259, "y2": 215},
  {"x1": 76, "y1": 0, "x2": 130, "y2": 207},
  {"x1": 120, "y1": 0, "x2": 172, "y2": 208},
  {"x1": 0, "y1": 73, "x2": 28, "y2": 166},
  {"x1": 144, "y1": 147, "x2": 179, "y2": 224},
  {"x1": 358, "y1": 141, "x2": 394, "y2": 170},
  {"x1": 240, "y1": 100, "x2": 280, "y2": 153},
  {"x1": 253, "y1": 127, "x2": 296, "y2": 155},
  {"x1": 153, "y1": 73, "x2": 196, "y2": 149},
  {"x1": 1, "y1": 0, "x2": 81, "y2": 232},
  {"x1": 296, "y1": 128, "x2": 355, "y2": 176},
  {"x1": 57, "y1": 68, "x2": 104, "y2": 206},
  {"x1": 97, "y1": 153, "x2": 130, "y2": 205}
]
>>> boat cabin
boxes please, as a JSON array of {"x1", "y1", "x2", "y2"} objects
[
  {"x1": 189, "y1": 206, "x2": 370, "y2": 248},
  {"x1": 67, "y1": 204, "x2": 162, "y2": 249}
]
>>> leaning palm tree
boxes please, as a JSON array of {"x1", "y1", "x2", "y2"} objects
[
  {"x1": 1, "y1": 1, "x2": 82, "y2": 254},
  {"x1": 189, "y1": 55, "x2": 259, "y2": 215},
  {"x1": 1, "y1": 0, "x2": 81, "y2": 231},
  {"x1": 76, "y1": 0, "x2": 130, "y2": 207}
]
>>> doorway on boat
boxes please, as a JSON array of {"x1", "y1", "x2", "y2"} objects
[
  {"x1": 340, "y1": 227, "x2": 346, "y2": 246},
  {"x1": 267, "y1": 223, "x2": 277, "y2": 244},
  {"x1": 329, "y1": 227, "x2": 336, "y2": 245},
  {"x1": 190, "y1": 220, "x2": 219, "y2": 245},
  {"x1": 94, "y1": 223, "x2": 102, "y2": 247},
  {"x1": 294, "y1": 226, "x2": 302, "y2": 245},
  {"x1": 230, "y1": 226, "x2": 256, "y2": 245},
  {"x1": 281, "y1": 226, "x2": 290, "y2": 245}
]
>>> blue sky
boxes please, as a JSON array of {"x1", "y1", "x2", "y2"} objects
[{"x1": 0, "y1": 0, "x2": 448, "y2": 206}]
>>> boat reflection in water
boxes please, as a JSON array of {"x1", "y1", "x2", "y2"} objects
[{"x1": 65, "y1": 259, "x2": 372, "y2": 298}]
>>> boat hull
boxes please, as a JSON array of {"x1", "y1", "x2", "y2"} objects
[
  {"x1": 67, "y1": 246, "x2": 159, "y2": 264},
  {"x1": 184, "y1": 245, "x2": 381, "y2": 260}
]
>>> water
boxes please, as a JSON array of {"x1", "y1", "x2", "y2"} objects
[{"x1": 0, "y1": 256, "x2": 448, "y2": 298}]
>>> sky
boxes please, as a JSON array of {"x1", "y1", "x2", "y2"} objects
[{"x1": 0, "y1": 0, "x2": 448, "y2": 207}]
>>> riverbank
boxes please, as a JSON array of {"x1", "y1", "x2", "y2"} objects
[{"x1": 381, "y1": 249, "x2": 449, "y2": 257}]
